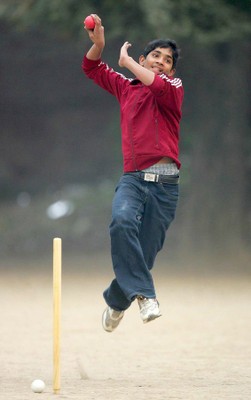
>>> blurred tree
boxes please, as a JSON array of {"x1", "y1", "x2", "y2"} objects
[
  {"x1": 0, "y1": 0, "x2": 250, "y2": 41},
  {"x1": 177, "y1": 40, "x2": 251, "y2": 258},
  {"x1": 142, "y1": 0, "x2": 251, "y2": 43},
  {"x1": 0, "y1": 0, "x2": 148, "y2": 40}
]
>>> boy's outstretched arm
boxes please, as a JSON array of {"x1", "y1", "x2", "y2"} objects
[
  {"x1": 85, "y1": 14, "x2": 105, "y2": 60},
  {"x1": 119, "y1": 41, "x2": 155, "y2": 86}
]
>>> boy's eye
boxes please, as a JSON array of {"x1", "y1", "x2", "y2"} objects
[{"x1": 152, "y1": 53, "x2": 172, "y2": 64}]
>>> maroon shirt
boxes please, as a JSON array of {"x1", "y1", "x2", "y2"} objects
[{"x1": 82, "y1": 55, "x2": 184, "y2": 171}]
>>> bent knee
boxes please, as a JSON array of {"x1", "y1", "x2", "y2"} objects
[{"x1": 110, "y1": 209, "x2": 137, "y2": 233}]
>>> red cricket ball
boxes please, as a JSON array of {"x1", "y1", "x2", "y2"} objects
[{"x1": 84, "y1": 15, "x2": 95, "y2": 30}]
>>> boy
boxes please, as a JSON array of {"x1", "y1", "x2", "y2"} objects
[{"x1": 82, "y1": 14, "x2": 184, "y2": 332}]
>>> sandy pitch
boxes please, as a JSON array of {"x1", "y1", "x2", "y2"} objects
[{"x1": 1, "y1": 256, "x2": 251, "y2": 399}]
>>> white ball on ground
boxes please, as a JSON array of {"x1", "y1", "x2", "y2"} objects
[{"x1": 31, "y1": 379, "x2": 45, "y2": 393}]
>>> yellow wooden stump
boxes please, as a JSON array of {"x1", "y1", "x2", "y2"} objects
[{"x1": 53, "y1": 238, "x2": 62, "y2": 394}]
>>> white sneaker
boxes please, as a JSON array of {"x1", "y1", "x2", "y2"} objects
[
  {"x1": 137, "y1": 296, "x2": 162, "y2": 323},
  {"x1": 102, "y1": 306, "x2": 124, "y2": 332}
]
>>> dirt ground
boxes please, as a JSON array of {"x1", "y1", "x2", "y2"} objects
[{"x1": 1, "y1": 254, "x2": 251, "y2": 400}]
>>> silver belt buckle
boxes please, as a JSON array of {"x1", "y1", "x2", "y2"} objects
[{"x1": 144, "y1": 173, "x2": 158, "y2": 182}]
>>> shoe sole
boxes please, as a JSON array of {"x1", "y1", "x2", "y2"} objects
[{"x1": 143, "y1": 313, "x2": 162, "y2": 324}]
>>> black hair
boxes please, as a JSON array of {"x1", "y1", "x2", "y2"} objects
[{"x1": 143, "y1": 39, "x2": 180, "y2": 69}]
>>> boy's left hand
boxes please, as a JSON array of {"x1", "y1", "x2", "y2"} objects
[{"x1": 119, "y1": 41, "x2": 132, "y2": 68}]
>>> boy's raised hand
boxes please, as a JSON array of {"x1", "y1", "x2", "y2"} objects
[
  {"x1": 118, "y1": 41, "x2": 132, "y2": 68},
  {"x1": 85, "y1": 14, "x2": 105, "y2": 50},
  {"x1": 118, "y1": 41, "x2": 155, "y2": 86}
]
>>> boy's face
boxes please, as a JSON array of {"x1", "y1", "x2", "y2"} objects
[{"x1": 139, "y1": 47, "x2": 175, "y2": 76}]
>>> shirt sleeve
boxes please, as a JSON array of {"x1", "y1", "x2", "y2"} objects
[
  {"x1": 148, "y1": 74, "x2": 184, "y2": 114},
  {"x1": 82, "y1": 55, "x2": 129, "y2": 101}
]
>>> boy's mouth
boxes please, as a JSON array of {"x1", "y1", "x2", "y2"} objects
[{"x1": 152, "y1": 66, "x2": 163, "y2": 74}]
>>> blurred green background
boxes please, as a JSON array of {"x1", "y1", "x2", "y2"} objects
[{"x1": 0, "y1": 0, "x2": 250, "y2": 271}]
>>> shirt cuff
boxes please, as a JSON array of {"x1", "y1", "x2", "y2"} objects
[{"x1": 83, "y1": 55, "x2": 102, "y2": 68}]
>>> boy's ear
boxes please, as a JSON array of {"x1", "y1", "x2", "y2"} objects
[
  {"x1": 139, "y1": 55, "x2": 145, "y2": 66},
  {"x1": 169, "y1": 68, "x2": 176, "y2": 76}
]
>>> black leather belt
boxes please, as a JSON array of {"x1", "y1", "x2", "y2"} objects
[{"x1": 128, "y1": 172, "x2": 179, "y2": 184}]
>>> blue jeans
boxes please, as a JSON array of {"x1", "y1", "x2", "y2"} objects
[{"x1": 103, "y1": 173, "x2": 179, "y2": 311}]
